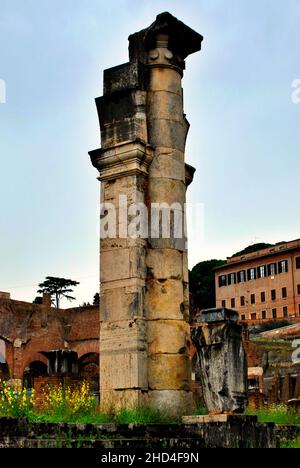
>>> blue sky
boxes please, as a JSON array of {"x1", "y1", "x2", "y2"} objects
[{"x1": 0, "y1": 0, "x2": 299, "y2": 306}]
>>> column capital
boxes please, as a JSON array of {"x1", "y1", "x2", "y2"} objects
[
  {"x1": 89, "y1": 140, "x2": 154, "y2": 181},
  {"x1": 129, "y1": 12, "x2": 203, "y2": 72}
]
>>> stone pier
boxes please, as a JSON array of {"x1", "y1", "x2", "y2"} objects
[{"x1": 90, "y1": 12, "x2": 203, "y2": 416}]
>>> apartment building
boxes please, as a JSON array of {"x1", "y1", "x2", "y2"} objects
[{"x1": 215, "y1": 239, "x2": 300, "y2": 321}]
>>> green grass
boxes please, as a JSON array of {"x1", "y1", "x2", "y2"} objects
[
  {"x1": 246, "y1": 405, "x2": 300, "y2": 425},
  {"x1": 280, "y1": 438, "x2": 300, "y2": 449},
  {"x1": 193, "y1": 406, "x2": 208, "y2": 416},
  {"x1": 26, "y1": 410, "x2": 112, "y2": 424},
  {"x1": 2, "y1": 406, "x2": 179, "y2": 425}
]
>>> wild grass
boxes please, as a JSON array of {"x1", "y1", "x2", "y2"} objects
[
  {"x1": 2, "y1": 379, "x2": 298, "y2": 428},
  {"x1": 246, "y1": 404, "x2": 300, "y2": 425},
  {"x1": 280, "y1": 438, "x2": 300, "y2": 449},
  {"x1": 0, "y1": 380, "x2": 178, "y2": 424}
]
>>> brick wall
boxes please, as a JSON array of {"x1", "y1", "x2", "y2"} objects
[{"x1": 0, "y1": 297, "x2": 99, "y2": 384}]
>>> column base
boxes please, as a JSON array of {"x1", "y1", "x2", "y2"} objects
[{"x1": 148, "y1": 390, "x2": 193, "y2": 417}]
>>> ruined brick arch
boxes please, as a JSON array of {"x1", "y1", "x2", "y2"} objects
[
  {"x1": 73, "y1": 341, "x2": 99, "y2": 359},
  {"x1": 22, "y1": 353, "x2": 48, "y2": 375},
  {"x1": 78, "y1": 351, "x2": 99, "y2": 394},
  {"x1": 23, "y1": 356, "x2": 48, "y2": 389},
  {"x1": 0, "y1": 336, "x2": 10, "y2": 379},
  {"x1": 0, "y1": 363, "x2": 10, "y2": 380}
]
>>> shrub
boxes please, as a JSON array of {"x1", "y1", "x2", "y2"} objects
[
  {"x1": 39, "y1": 381, "x2": 97, "y2": 419},
  {"x1": 0, "y1": 379, "x2": 34, "y2": 418}
]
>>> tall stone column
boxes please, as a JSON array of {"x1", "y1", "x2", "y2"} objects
[
  {"x1": 145, "y1": 30, "x2": 199, "y2": 415},
  {"x1": 90, "y1": 12, "x2": 203, "y2": 415}
]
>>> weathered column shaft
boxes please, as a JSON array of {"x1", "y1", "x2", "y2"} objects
[{"x1": 145, "y1": 34, "x2": 193, "y2": 414}]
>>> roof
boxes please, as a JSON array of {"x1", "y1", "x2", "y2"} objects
[{"x1": 215, "y1": 238, "x2": 300, "y2": 272}]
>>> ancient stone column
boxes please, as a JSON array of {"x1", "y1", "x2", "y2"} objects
[
  {"x1": 90, "y1": 12, "x2": 203, "y2": 415},
  {"x1": 144, "y1": 22, "x2": 201, "y2": 416}
]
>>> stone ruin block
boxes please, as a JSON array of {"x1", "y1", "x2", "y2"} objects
[{"x1": 192, "y1": 308, "x2": 248, "y2": 414}]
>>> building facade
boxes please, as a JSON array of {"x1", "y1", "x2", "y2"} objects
[{"x1": 215, "y1": 239, "x2": 300, "y2": 322}]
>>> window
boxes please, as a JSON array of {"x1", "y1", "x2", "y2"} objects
[
  {"x1": 298, "y1": 285, "x2": 300, "y2": 295},
  {"x1": 261, "y1": 292, "x2": 266, "y2": 303},
  {"x1": 283, "y1": 306, "x2": 288, "y2": 318},
  {"x1": 248, "y1": 268, "x2": 256, "y2": 281},
  {"x1": 271, "y1": 289, "x2": 276, "y2": 301},
  {"x1": 241, "y1": 296, "x2": 245, "y2": 307},
  {"x1": 282, "y1": 287, "x2": 287, "y2": 299},
  {"x1": 278, "y1": 260, "x2": 288, "y2": 274},
  {"x1": 272, "y1": 308, "x2": 277, "y2": 319},
  {"x1": 241, "y1": 315, "x2": 246, "y2": 321},
  {"x1": 219, "y1": 275, "x2": 227, "y2": 287},
  {"x1": 251, "y1": 313, "x2": 257, "y2": 321},
  {"x1": 262, "y1": 310, "x2": 267, "y2": 320},
  {"x1": 222, "y1": 300, "x2": 226, "y2": 308},
  {"x1": 227, "y1": 273, "x2": 236, "y2": 286},
  {"x1": 258, "y1": 266, "x2": 266, "y2": 279},
  {"x1": 268, "y1": 263, "x2": 277, "y2": 277},
  {"x1": 251, "y1": 294, "x2": 255, "y2": 305},
  {"x1": 231, "y1": 298, "x2": 235, "y2": 308},
  {"x1": 237, "y1": 270, "x2": 246, "y2": 283},
  {"x1": 296, "y1": 257, "x2": 300, "y2": 269}
]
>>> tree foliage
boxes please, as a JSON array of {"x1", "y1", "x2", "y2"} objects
[
  {"x1": 189, "y1": 243, "x2": 274, "y2": 316},
  {"x1": 189, "y1": 259, "x2": 226, "y2": 316},
  {"x1": 37, "y1": 276, "x2": 80, "y2": 308},
  {"x1": 93, "y1": 293, "x2": 100, "y2": 306},
  {"x1": 232, "y1": 243, "x2": 274, "y2": 258},
  {"x1": 32, "y1": 297, "x2": 43, "y2": 305}
]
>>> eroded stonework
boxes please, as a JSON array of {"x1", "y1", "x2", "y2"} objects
[{"x1": 192, "y1": 309, "x2": 248, "y2": 414}]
